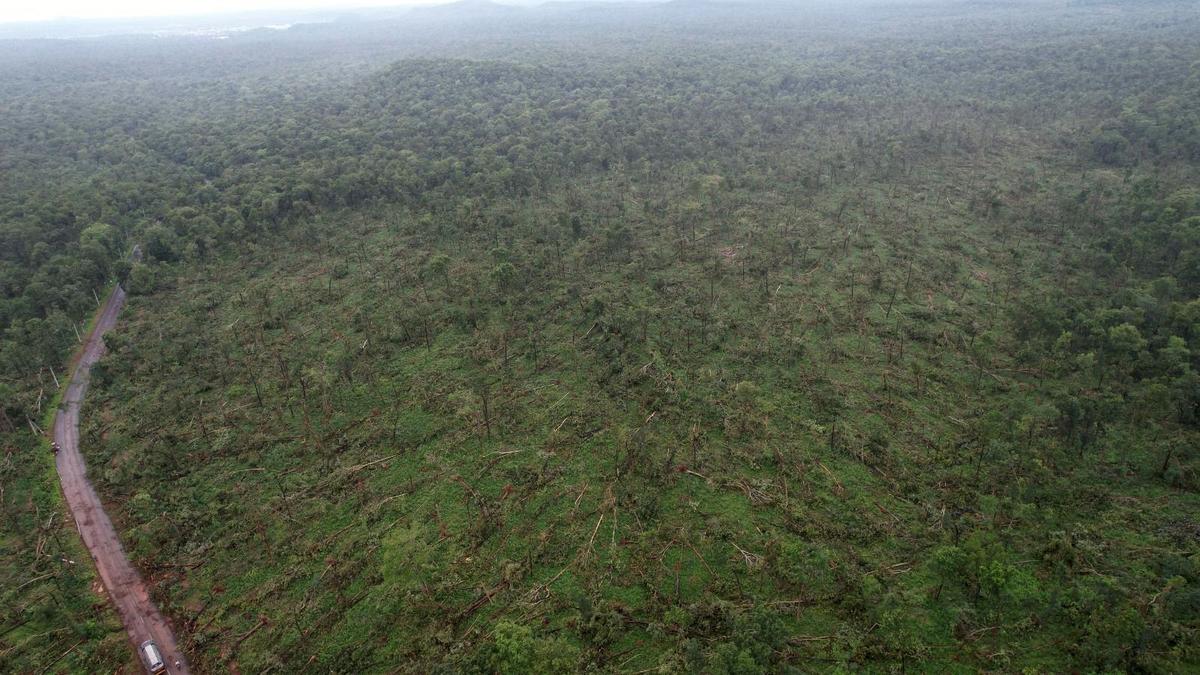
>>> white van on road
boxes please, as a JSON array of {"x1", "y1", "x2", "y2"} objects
[{"x1": 140, "y1": 640, "x2": 166, "y2": 674}]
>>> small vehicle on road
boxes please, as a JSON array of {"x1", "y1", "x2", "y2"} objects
[
  {"x1": 140, "y1": 640, "x2": 166, "y2": 674},
  {"x1": 50, "y1": 441, "x2": 60, "y2": 454}
]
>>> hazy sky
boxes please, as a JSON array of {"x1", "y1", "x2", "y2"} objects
[{"x1": 0, "y1": 0, "x2": 450, "y2": 24}]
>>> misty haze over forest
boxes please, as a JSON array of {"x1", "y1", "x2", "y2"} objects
[{"x1": 1, "y1": 0, "x2": 1198, "y2": 672}]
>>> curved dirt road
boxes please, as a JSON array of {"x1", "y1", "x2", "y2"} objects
[{"x1": 53, "y1": 280, "x2": 190, "y2": 674}]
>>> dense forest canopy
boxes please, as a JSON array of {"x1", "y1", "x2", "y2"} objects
[{"x1": 1, "y1": 0, "x2": 1199, "y2": 672}]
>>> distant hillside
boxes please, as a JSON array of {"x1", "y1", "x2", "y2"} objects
[{"x1": 411, "y1": 0, "x2": 525, "y2": 17}]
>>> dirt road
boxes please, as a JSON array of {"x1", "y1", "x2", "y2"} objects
[{"x1": 53, "y1": 280, "x2": 190, "y2": 674}]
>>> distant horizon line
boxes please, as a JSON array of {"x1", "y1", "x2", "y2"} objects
[{"x1": 0, "y1": 0, "x2": 680, "y2": 28}]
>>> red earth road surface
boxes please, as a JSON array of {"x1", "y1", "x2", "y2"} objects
[{"x1": 53, "y1": 282, "x2": 190, "y2": 674}]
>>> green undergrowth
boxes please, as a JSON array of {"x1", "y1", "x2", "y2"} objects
[{"x1": 87, "y1": 158, "x2": 1198, "y2": 672}]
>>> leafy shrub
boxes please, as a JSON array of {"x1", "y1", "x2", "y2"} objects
[
  {"x1": 464, "y1": 621, "x2": 578, "y2": 675},
  {"x1": 776, "y1": 538, "x2": 837, "y2": 596}
]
